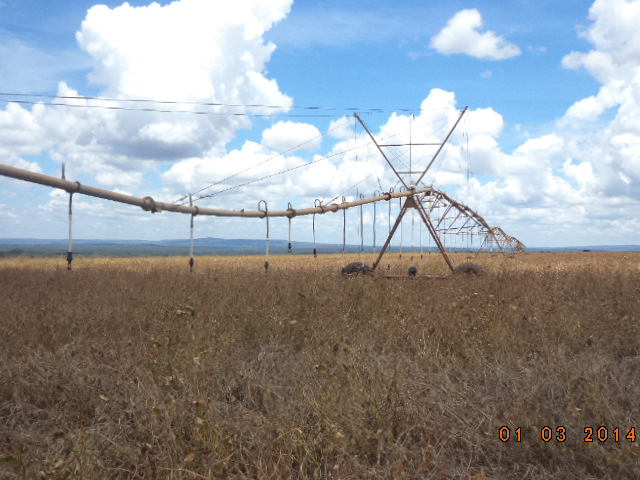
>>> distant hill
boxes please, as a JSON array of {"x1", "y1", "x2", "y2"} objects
[
  {"x1": 0, "y1": 237, "x2": 361, "y2": 257},
  {"x1": 1, "y1": 238, "x2": 639, "y2": 257},
  {"x1": 526, "y1": 245, "x2": 640, "y2": 252}
]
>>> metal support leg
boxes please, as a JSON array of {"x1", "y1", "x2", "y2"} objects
[
  {"x1": 415, "y1": 201, "x2": 455, "y2": 272},
  {"x1": 372, "y1": 203, "x2": 409, "y2": 270}
]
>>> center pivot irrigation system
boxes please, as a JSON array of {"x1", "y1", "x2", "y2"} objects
[{"x1": 0, "y1": 106, "x2": 524, "y2": 272}]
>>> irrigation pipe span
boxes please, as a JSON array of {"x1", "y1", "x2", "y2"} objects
[{"x1": 0, "y1": 163, "x2": 435, "y2": 218}]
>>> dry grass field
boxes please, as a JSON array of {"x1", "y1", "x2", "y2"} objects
[{"x1": 1, "y1": 251, "x2": 640, "y2": 479}]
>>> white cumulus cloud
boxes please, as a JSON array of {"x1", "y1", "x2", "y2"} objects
[
  {"x1": 261, "y1": 121, "x2": 322, "y2": 153},
  {"x1": 430, "y1": 9, "x2": 521, "y2": 60},
  {"x1": 1, "y1": 0, "x2": 295, "y2": 191},
  {"x1": 558, "y1": 0, "x2": 640, "y2": 201}
]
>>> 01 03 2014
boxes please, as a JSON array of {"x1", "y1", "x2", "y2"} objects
[{"x1": 499, "y1": 426, "x2": 637, "y2": 443}]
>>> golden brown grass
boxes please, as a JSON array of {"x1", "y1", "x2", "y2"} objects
[{"x1": 1, "y1": 252, "x2": 640, "y2": 479}]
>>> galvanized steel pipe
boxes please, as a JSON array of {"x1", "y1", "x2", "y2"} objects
[{"x1": 0, "y1": 163, "x2": 434, "y2": 218}]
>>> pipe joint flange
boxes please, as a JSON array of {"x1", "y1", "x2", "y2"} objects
[{"x1": 142, "y1": 196, "x2": 161, "y2": 213}]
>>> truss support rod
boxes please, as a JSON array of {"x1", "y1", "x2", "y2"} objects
[
  {"x1": 414, "y1": 106, "x2": 468, "y2": 187},
  {"x1": 354, "y1": 113, "x2": 410, "y2": 191},
  {"x1": 435, "y1": 203, "x2": 455, "y2": 230},
  {"x1": 0, "y1": 163, "x2": 432, "y2": 219},
  {"x1": 440, "y1": 210, "x2": 465, "y2": 235}
]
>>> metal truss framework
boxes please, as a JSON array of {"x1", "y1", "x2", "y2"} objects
[
  {"x1": 1, "y1": 105, "x2": 525, "y2": 273},
  {"x1": 356, "y1": 109, "x2": 525, "y2": 272},
  {"x1": 0, "y1": 162, "x2": 525, "y2": 271},
  {"x1": 420, "y1": 190, "x2": 526, "y2": 256}
]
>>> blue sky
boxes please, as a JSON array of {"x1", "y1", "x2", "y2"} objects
[
  {"x1": 266, "y1": 0, "x2": 596, "y2": 123},
  {"x1": 1, "y1": 0, "x2": 639, "y2": 248}
]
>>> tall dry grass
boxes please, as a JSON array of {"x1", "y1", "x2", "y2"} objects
[{"x1": 1, "y1": 252, "x2": 639, "y2": 479}]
